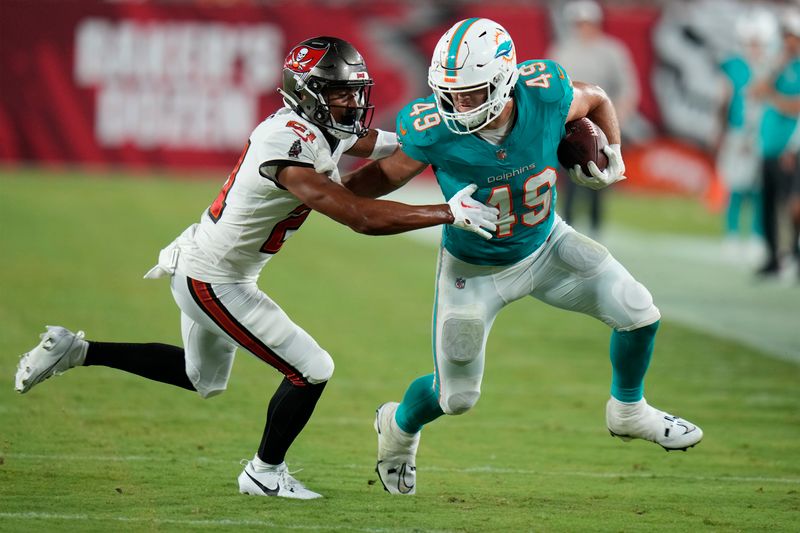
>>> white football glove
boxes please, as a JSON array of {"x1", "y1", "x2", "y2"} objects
[
  {"x1": 568, "y1": 144, "x2": 627, "y2": 190},
  {"x1": 448, "y1": 184, "x2": 499, "y2": 240}
]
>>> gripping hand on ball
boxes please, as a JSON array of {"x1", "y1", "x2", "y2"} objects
[
  {"x1": 569, "y1": 144, "x2": 627, "y2": 190},
  {"x1": 448, "y1": 184, "x2": 499, "y2": 240}
]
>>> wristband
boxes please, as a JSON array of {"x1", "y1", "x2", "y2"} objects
[{"x1": 369, "y1": 129, "x2": 399, "y2": 160}]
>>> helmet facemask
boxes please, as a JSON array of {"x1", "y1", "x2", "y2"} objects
[
  {"x1": 317, "y1": 80, "x2": 374, "y2": 139},
  {"x1": 429, "y1": 73, "x2": 511, "y2": 134}
]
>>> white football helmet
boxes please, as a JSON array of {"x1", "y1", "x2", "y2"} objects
[{"x1": 428, "y1": 18, "x2": 519, "y2": 135}]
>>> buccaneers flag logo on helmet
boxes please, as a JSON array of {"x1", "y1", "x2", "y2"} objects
[{"x1": 284, "y1": 44, "x2": 328, "y2": 73}]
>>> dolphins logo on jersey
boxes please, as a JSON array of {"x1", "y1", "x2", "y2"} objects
[{"x1": 284, "y1": 44, "x2": 328, "y2": 74}]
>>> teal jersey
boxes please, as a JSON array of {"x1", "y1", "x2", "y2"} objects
[
  {"x1": 720, "y1": 55, "x2": 751, "y2": 129},
  {"x1": 397, "y1": 59, "x2": 573, "y2": 266},
  {"x1": 759, "y1": 57, "x2": 800, "y2": 158}
]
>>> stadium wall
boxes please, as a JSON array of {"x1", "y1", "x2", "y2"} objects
[{"x1": 1, "y1": 0, "x2": 721, "y2": 197}]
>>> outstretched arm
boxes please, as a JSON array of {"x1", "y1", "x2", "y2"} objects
[
  {"x1": 341, "y1": 147, "x2": 429, "y2": 199},
  {"x1": 277, "y1": 163, "x2": 497, "y2": 238}
]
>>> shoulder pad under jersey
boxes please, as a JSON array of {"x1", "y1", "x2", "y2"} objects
[
  {"x1": 396, "y1": 95, "x2": 450, "y2": 163},
  {"x1": 516, "y1": 59, "x2": 573, "y2": 104},
  {"x1": 254, "y1": 109, "x2": 325, "y2": 170}
]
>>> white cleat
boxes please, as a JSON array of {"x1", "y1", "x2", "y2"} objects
[
  {"x1": 374, "y1": 402, "x2": 420, "y2": 495},
  {"x1": 238, "y1": 460, "x2": 322, "y2": 500},
  {"x1": 606, "y1": 397, "x2": 703, "y2": 451},
  {"x1": 15, "y1": 326, "x2": 88, "y2": 394}
]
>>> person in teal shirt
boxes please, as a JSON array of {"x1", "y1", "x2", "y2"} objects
[
  {"x1": 344, "y1": 18, "x2": 702, "y2": 495},
  {"x1": 715, "y1": 14, "x2": 773, "y2": 257},
  {"x1": 753, "y1": 13, "x2": 800, "y2": 276}
]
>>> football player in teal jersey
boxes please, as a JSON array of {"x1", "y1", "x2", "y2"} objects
[
  {"x1": 752, "y1": 12, "x2": 800, "y2": 277},
  {"x1": 343, "y1": 18, "x2": 703, "y2": 495}
]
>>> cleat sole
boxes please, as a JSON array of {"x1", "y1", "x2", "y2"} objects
[{"x1": 610, "y1": 429, "x2": 702, "y2": 452}]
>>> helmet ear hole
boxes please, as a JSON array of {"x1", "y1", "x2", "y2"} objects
[{"x1": 314, "y1": 108, "x2": 329, "y2": 123}]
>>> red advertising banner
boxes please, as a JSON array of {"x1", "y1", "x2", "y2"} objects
[
  {"x1": 0, "y1": 0, "x2": 556, "y2": 170},
  {"x1": 5, "y1": 1, "x2": 696, "y2": 195}
]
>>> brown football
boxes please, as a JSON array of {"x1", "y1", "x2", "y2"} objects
[{"x1": 557, "y1": 117, "x2": 609, "y2": 175}]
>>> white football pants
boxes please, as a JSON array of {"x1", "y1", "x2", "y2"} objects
[
  {"x1": 433, "y1": 217, "x2": 660, "y2": 415},
  {"x1": 169, "y1": 274, "x2": 334, "y2": 398}
]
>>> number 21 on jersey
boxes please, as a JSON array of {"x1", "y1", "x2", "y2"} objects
[{"x1": 488, "y1": 168, "x2": 556, "y2": 237}]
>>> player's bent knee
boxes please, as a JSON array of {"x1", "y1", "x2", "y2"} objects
[
  {"x1": 614, "y1": 278, "x2": 661, "y2": 331},
  {"x1": 441, "y1": 316, "x2": 484, "y2": 365},
  {"x1": 184, "y1": 362, "x2": 226, "y2": 399},
  {"x1": 440, "y1": 390, "x2": 481, "y2": 415},
  {"x1": 305, "y1": 352, "x2": 334, "y2": 384}
]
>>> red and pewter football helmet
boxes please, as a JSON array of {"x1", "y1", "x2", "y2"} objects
[{"x1": 278, "y1": 36, "x2": 374, "y2": 140}]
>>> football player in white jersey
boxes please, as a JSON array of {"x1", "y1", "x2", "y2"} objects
[
  {"x1": 14, "y1": 36, "x2": 499, "y2": 500},
  {"x1": 341, "y1": 19, "x2": 703, "y2": 495}
]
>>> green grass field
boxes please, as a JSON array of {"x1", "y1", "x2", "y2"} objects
[{"x1": 1, "y1": 169, "x2": 798, "y2": 532}]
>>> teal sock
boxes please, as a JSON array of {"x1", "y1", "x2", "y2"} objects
[
  {"x1": 609, "y1": 321, "x2": 659, "y2": 402},
  {"x1": 725, "y1": 191, "x2": 743, "y2": 234},
  {"x1": 395, "y1": 374, "x2": 444, "y2": 434}
]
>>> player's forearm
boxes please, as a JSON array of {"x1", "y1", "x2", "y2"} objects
[
  {"x1": 342, "y1": 159, "x2": 402, "y2": 198},
  {"x1": 572, "y1": 82, "x2": 622, "y2": 145},
  {"x1": 345, "y1": 200, "x2": 453, "y2": 235},
  {"x1": 587, "y1": 97, "x2": 622, "y2": 145}
]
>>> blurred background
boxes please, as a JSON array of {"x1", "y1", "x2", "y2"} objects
[
  {"x1": 1, "y1": 0, "x2": 799, "y2": 359},
  {"x1": 0, "y1": 1, "x2": 793, "y2": 167},
  {"x1": 1, "y1": 1, "x2": 797, "y2": 174}
]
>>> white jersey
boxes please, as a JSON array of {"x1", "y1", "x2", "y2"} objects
[{"x1": 164, "y1": 107, "x2": 357, "y2": 283}]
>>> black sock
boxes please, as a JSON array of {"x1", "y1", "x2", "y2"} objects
[
  {"x1": 84, "y1": 341, "x2": 195, "y2": 392},
  {"x1": 258, "y1": 377, "x2": 326, "y2": 464}
]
